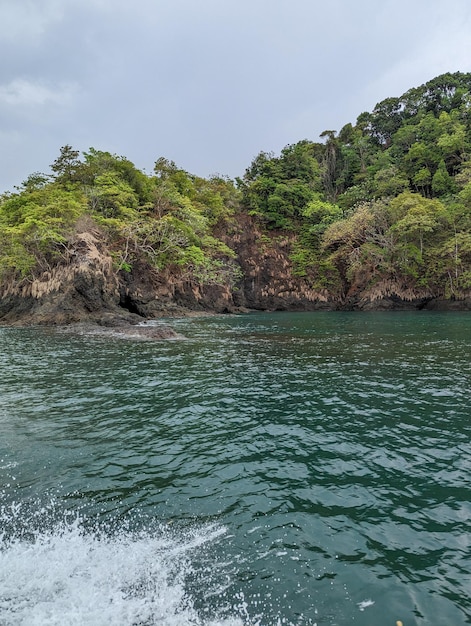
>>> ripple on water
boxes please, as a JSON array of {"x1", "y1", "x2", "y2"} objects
[{"x1": 1, "y1": 313, "x2": 471, "y2": 625}]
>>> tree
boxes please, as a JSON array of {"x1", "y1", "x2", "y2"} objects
[
  {"x1": 0, "y1": 185, "x2": 87, "y2": 278},
  {"x1": 432, "y1": 160, "x2": 455, "y2": 196},
  {"x1": 368, "y1": 97, "x2": 404, "y2": 146},
  {"x1": 239, "y1": 143, "x2": 321, "y2": 227},
  {"x1": 18, "y1": 172, "x2": 51, "y2": 192},
  {"x1": 302, "y1": 198, "x2": 343, "y2": 236},
  {"x1": 319, "y1": 130, "x2": 341, "y2": 201},
  {"x1": 89, "y1": 173, "x2": 138, "y2": 219},
  {"x1": 373, "y1": 165, "x2": 409, "y2": 198},
  {"x1": 82, "y1": 148, "x2": 152, "y2": 204},
  {"x1": 437, "y1": 111, "x2": 469, "y2": 172},
  {"x1": 389, "y1": 192, "x2": 445, "y2": 255},
  {"x1": 50, "y1": 145, "x2": 82, "y2": 185}
]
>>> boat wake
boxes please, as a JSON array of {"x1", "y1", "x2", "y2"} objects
[{"x1": 0, "y1": 500, "x2": 243, "y2": 626}]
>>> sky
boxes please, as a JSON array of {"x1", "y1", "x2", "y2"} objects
[{"x1": 0, "y1": 0, "x2": 470, "y2": 192}]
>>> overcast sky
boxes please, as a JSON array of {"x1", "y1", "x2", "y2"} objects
[{"x1": 1, "y1": 0, "x2": 470, "y2": 192}]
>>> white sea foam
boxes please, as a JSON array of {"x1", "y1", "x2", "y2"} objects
[
  {"x1": 357, "y1": 598, "x2": 375, "y2": 611},
  {"x1": 0, "y1": 507, "x2": 241, "y2": 626}
]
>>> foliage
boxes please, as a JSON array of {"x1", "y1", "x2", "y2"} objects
[
  {"x1": 0, "y1": 186, "x2": 86, "y2": 277},
  {"x1": 238, "y1": 72, "x2": 471, "y2": 298},
  {"x1": 238, "y1": 141, "x2": 321, "y2": 227},
  {"x1": 1, "y1": 71, "x2": 471, "y2": 302},
  {"x1": 0, "y1": 148, "x2": 239, "y2": 288}
]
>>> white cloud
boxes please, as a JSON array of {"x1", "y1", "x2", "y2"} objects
[{"x1": 0, "y1": 79, "x2": 77, "y2": 107}]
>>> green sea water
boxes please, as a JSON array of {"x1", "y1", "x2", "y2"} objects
[{"x1": 0, "y1": 311, "x2": 470, "y2": 625}]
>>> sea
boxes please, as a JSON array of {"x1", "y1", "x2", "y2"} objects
[{"x1": 0, "y1": 311, "x2": 470, "y2": 625}]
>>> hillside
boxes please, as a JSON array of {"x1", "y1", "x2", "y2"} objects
[{"x1": 1, "y1": 72, "x2": 471, "y2": 326}]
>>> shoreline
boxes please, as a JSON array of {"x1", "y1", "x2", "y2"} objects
[{"x1": 1, "y1": 298, "x2": 470, "y2": 336}]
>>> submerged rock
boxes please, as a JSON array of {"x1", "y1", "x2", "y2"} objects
[
  {"x1": 60, "y1": 319, "x2": 182, "y2": 340},
  {"x1": 107, "y1": 324, "x2": 182, "y2": 340}
]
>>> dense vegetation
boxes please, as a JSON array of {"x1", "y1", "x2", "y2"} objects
[
  {"x1": 1, "y1": 71, "x2": 471, "y2": 303},
  {"x1": 0, "y1": 146, "x2": 241, "y2": 287},
  {"x1": 238, "y1": 72, "x2": 471, "y2": 299}
]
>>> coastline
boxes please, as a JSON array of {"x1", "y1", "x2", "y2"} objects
[{"x1": 1, "y1": 295, "x2": 470, "y2": 335}]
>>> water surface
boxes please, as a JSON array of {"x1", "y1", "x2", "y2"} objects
[{"x1": 1, "y1": 312, "x2": 470, "y2": 625}]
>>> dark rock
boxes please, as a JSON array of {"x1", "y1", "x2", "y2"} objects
[
  {"x1": 2, "y1": 217, "x2": 471, "y2": 327},
  {"x1": 422, "y1": 297, "x2": 471, "y2": 311}
]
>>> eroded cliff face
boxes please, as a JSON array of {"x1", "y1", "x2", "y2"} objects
[
  {"x1": 0, "y1": 225, "x2": 241, "y2": 326},
  {"x1": 220, "y1": 213, "x2": 335, "y2": 311},
  {"x1": 1, "y1": 214, "x2": 470, "y2": 326},
  {"x1": 223, "y1": 213, "x2": 471, "y2": 312},
  {"x1": 118, "y1": 260, "x2": 237, "y2": 318},
  {"x1": 343, "y1": 270, "x2": 471, "y2": 311},
  {"x1": 0, "y1": 232, "x2": 124, "y2": 326}
]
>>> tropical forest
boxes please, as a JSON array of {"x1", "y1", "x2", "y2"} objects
[{"x1": 1, "y1": 71, "x2": 471, "y2": 324}]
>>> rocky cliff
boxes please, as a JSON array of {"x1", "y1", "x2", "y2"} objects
[
  {"x1": 221, "y1": 213, "x2": 335, "y2": 311},
  {"x1": 0, "y1": 221, "x2": 239, "y2": 327},
  {"x1": 0, "y1": 214, "x2": 470, "y2": 327},
  {"x1": 226, "y1": 214, "x2": 471, "y2": 312}
]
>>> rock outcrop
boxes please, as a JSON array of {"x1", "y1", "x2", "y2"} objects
[
  {"x1": 1, "y1": 214, "x2": 470, "y2": 327},
  {"x1": 219, "y1": 213, "x2": 336, "y2": 311},
  {"x1": 0, "y1": 229, "x2": 183, "y2": 337},
  {"x1": 0, "y1": 231, "x2": 125, "y2": 326},
  {"x1": 0, "y1": 224, "x2": 243, "y2": 328}
]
